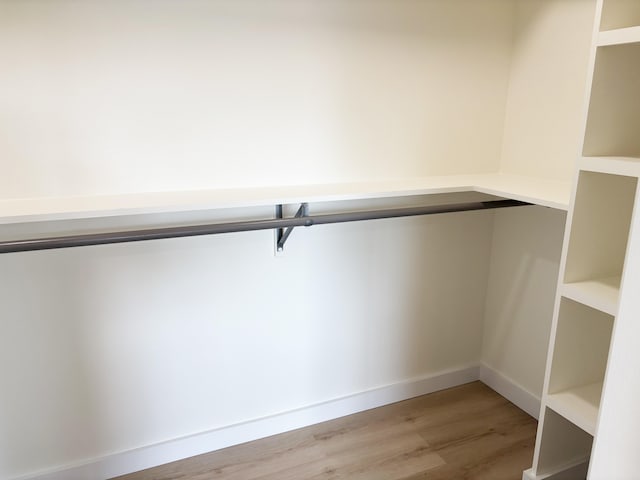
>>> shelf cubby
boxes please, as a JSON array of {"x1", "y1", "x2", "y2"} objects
[
  {"x1": 534, "y1": 408, "x2": 593, "y2": 478},
  {"x1": 582, "y1": 43, "x2": 640, "y2": 157},
  {"x1": 600, "y1": 0, "x2": 640, "y2": 31},
  {"x1": 547, "y1": 298, "x2": 613, "y2": 435},
  {"x1": 564, "y1": 171, "x2": 637, "y2": 285},
  {"x1": 546, "y1": 382, "x2": 603, "y2": 437}
]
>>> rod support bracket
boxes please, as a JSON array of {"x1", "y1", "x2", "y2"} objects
[{"x1": 276, "y1": 203, "x2": 309, "y2": 252}]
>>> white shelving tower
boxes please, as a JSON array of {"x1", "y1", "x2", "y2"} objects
[{"x1": 525, "y1": 1, "x2": 640, "y2": 479}]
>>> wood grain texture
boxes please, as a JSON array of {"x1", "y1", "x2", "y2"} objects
[{"x1": 112, "y1": 382, "x2": 536, "y2": 480}]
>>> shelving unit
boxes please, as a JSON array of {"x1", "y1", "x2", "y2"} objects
[{"x1": 525, "y1": 1, "x2": 640, "y2": 478}]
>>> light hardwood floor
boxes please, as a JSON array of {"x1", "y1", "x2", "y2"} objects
[{"x1": 113, "y1": 382, "x2": 537, "y2": 480}]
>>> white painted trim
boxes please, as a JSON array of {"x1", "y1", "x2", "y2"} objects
[
  {"x1": 13, "y1": 365, "x2": 480, "y2": 480},
  {"x1": 479, "y1": 363, "x2": 541, "y2": 419}
]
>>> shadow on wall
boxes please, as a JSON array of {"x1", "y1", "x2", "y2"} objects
[
  {"x1": 0, "y1": 248, "x2": 107, "y2": 478},
  {"x1": 482, "y1": 206, "x2": 567, "y2": 396}
]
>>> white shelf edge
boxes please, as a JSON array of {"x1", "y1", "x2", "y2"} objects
[
  {"x1": 473, "y1": 173, "x2": 570, "y2": 211},
  {"x1": 580, "y1": 156, "x2": 640, "y2": 177},
  {"x1": 560, "y1": 276, "x2": 620, "y2": 316},
  {"x1": 545, "y1": 382, "x2": 603, "y2": 436},
  {"x1": 598, "y1": 26, "x2": 640, "y2": 46},
  {"x1": 523, "y1": 459, "x2": 590, "y2": 480},
  {"x1": 0, "y1": 173, "x2": 571, "y2": 226}
]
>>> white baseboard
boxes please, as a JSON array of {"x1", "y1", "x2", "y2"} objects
[
  {"x1": 14, "y1": 365, "x2": 479, "y2": 480},
  {"x1": 479, "y1": 363, "x2": 541, "y2": 419}
]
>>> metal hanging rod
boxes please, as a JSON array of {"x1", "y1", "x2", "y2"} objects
[{"x1": 0, "y1": 199, "x2": 529, "y2": 254}]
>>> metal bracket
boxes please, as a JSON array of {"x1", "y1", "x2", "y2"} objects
[{"x1": 275, "y1": 203, "x2": 309, "y2": 252}]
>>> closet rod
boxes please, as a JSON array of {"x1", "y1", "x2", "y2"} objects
[{"x1": 0, "y1": 199, "x2": 529, "y2": 254}]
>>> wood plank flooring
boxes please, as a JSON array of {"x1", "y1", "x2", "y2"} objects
[{"x1": 112, "y1": 382, "x2": 537, "y2": 480}]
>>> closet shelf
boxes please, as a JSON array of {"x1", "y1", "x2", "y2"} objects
[
  {"x1": 598, "y1": 26, "x2": 640, "y2": 46},
  {"x1": 580, "y1": 156, "x2": 640, "y2": 177},
  {"x1": 561, "y1": 277, "x2": 620, "y2": 316},
  {"x1": 546, "y1": 382, "x2": 603, "y2": 436},
  {"x1": 470, "y1": 174, "x2": 570, "y2": 210},
  {"x1": 0, "y1": 173, "x2": 570, "y2": 226}
]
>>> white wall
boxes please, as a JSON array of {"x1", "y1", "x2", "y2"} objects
[
  {"x1": 498, "y1": 0, "x2": 596, "y2": 182},
  {"x1": 0, "y1": 1, "x2": 518, "y2": 478},
  {"x1": 0, "y1": 0, "x2": 514, "y2": 199}
]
